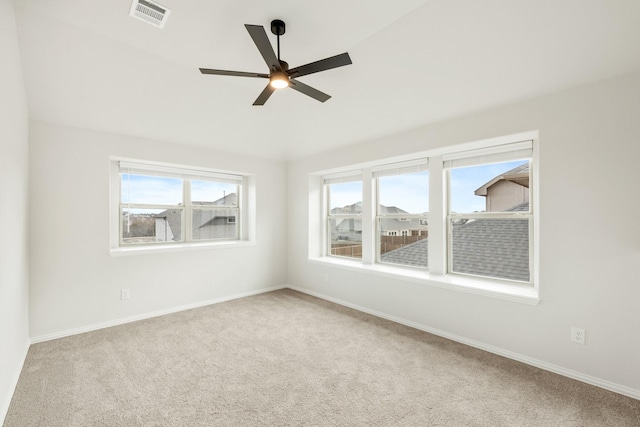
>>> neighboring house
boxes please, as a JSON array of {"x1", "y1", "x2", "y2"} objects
[
  {"x1": 378, "y1": 206, "x2": 429, "y2": 237},
  {"x1": 474, "y1": 163, "x2": 529, "y2": 212},
  {"x1": 381, "y1": 166, "x2": 530, "y2": 282},
  {"x1": 155, "y1": 193, "x2": 237, "y2": 242},
  {"x1": 154, "y1": 208, "x2": 181, "y2": 242},
  {"x1": 330, "y1": 203, "x2": 428, "y2": 241},
  {"x1": 330, "y1": 202, "x2": 428, "y2": 257},
  {"x1": 331, "y1": 202, "x2": 363, "y2": 242}
]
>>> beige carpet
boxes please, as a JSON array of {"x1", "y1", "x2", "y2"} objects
[{"x1": 5, "y1": 289, "x2": 640, "y2": 426}]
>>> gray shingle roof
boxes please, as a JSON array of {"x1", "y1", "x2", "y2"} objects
[
  {"x1": 380, "y1": 238, "x2": 428, "y2": 268},
  {"x1": 381, "y1": 202, "x2": 530, "y2": 282},
  {"x1": 451, "y1": 216, "x2": 529, "y2": 282}
]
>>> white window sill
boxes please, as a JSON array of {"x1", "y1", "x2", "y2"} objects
[
  {"x1": 308, "y1": 256, "x2": 539, "y2": 305},
  {"x1": 110, "y1": 240, "x2": 256, "y2": 256}
]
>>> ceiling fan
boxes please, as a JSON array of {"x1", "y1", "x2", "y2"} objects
[{"x1": 199, "y1": 19, "x2": 352, "y2": 106}]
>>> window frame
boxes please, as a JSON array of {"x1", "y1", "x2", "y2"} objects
[
  {"x1": 444, "y1": 145, "x2": 534, "y2": 285},
  {"x1": 325, "y1": 172, "x2": 363, "y2": 259},
  {"x1": 110, "y1": 158, "x2": 252, "y2": 254},
  {"x1": 374, "y1": 161, "x2": 429, "y2": 269},
  {"x1": 312, "y1": 133, "x2": 539, "y2": 303}
]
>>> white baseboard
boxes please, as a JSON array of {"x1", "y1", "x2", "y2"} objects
[
  {"x1": 286, "y1": 285, "x2": 640, "y2": 401},
  {"x1": 30, "y1": 286, "x2": 286, "y2": 344},
  {"x1": 1, "y1": 337, "x2": 29, "y2": 425},
  {"x1": 25, "y1": 284, "x2": 640, "y2": 401}
]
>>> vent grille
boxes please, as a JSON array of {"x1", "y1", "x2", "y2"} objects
[{"x1": 129, "y1": 0, "x2": 170, "y2": 28}]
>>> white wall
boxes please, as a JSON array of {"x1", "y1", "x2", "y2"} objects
[
  {"x1": 288, "y1": 72, "x2": 640, "y2": 396},
  {"x1": 29, "y1": 121, "x2": 287, "y2": 339},
  {"x1": 0, "y1": 0, "x2": 30, "y2": 420}
]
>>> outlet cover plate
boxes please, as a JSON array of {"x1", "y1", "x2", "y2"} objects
[{"x1": 571, "y1": 327, "x2": 586, "y2": 344}]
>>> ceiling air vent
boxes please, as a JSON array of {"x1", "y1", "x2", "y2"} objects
[{"x1": 129, "y1": 0, "x2": 170, "y2": 29}]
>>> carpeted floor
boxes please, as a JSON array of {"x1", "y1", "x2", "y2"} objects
[{"x1": 5, "y1": 289, "x2": 640, "y2": 426}]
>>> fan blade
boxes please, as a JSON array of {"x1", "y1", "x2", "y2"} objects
[
  {"x1": 199, "y1": 68, "x2": 269, "y2": 78},
  {"x1": 289, "y1": 79, "x2": 331, "y2": 103},
  {"x1": 245, "y1": 24, "x2": 282, "y2": 72},
  {"x1": 253, "y1": 84, "x2": 276, "y2": 106},
  {"x1": 288, "y1": 53, "x2": 352, "y2": 79}
]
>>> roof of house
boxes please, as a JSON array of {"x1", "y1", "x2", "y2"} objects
[
  {"x1": 191, "y1": 192, "x2": 237, "y2": 207},
  {"x1": 331, "y1": 203, "x2": 427, "y2": 216},
  {"x1": 381, "y1": 202, "x2": 530, "y2": 282},
  {"x1": 330, "y1": 202, "x2": 362, "y2": 215},
  {"x1": 332, "y1": 203, "x2": 428, "y2": 234},
  {"x1": 156, "y1": 193, "x2": 237, "y2": 233},
  {"x1": 474, "y1": 163, "x2": 530, "y2": 197},
  {"x1": 450, "y1": 215, "x2": 530, "y2": 282},
  {"x1": 380, "y1": 237, "x2": 429, "y2": 268}
]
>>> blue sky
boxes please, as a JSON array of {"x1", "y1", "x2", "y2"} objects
[
  {"x1": 121, "y1": 174, "x2": 182, "y2": 205},
  {"x1": 379, "y1": 171, "x2": 428, "y2": 213},
  {"x1": 123, "y1": 160, "x2": 527, "y2": 214},
  {"x1": 329, "y1": 181, "x2": 362, "y2": 210},
  {"x1": 121, "y1": 175, "x2": 236, "y2": 206},
  {"x1": 191, "y1": 179, "x2": 237, "y2": 203},
  {"x1": 329, "y1": 160, "x2": 528, "y2": 213},
  {"x1": 449, "y1": 160, "x2": 527, "y2": 213}
]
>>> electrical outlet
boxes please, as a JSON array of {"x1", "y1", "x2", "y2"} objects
[
  {"x1": 571, "y1": 327, "x2": 585, "y2": 344},
  {"x1": 121, "y1": 288, "x2": 131, "y2": 300}
]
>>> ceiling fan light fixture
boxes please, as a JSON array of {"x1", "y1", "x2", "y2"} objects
[
  {"x1": 199, "y1": 20, "x2": 352, "y2": 105},
  {"x1": 270, "y1": 72, "x2": 289, "y2": 89}
]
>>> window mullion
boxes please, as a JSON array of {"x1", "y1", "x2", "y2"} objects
[
  {"x1": 235, "y1": 183, "x2": 241, "y2": 240},
  {"x1": 184, "y1": 179, "x2": 192, "y2": 243},
  {"x1": 428, "y1": 157, "x2": 446, "y2": 275},
  {"x1": 361, "y1": 168, "x2": 375, "y2": 265},
  {"x1": 324, "y1": 184, "x2": 330, "y2": 256}
]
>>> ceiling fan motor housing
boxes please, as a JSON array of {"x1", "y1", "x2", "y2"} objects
[{"x1": 271, "y1": 19, "x2": 285, "y2": 36}]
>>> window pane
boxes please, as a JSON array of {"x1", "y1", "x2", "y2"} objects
[
  {"x1": 379, "y1": 218, "x2": 428, "y2": 268},
  {"x1": 121, "y1": 174, "x2": 183, "y2": 205},
  {"x1": 449, "y1": 160, "x2": 529, "y2": 213},
  {"x1": 192, "y1": 208, "x2": 238, "y2": 240},
  {"x1": 191, "y1": 180, "x2": 238, "y2": 206},
  {"x1": 451, "y1": 218, "x2": 529, "y2": 282},
  {"x1": 328, "y1": 218, "x2": 362, "y2": 258},
  {"x1": 329, "y1": 181, "x2": 362, "y2": 212},
  {"x1": 378, "y1": 171, "x2": 428, "y2": 214},
  {"x1": 122, "y1": 208, "x2": 183, "y2": 244}
]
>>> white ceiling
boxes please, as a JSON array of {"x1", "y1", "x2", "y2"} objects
[{"x1": 14, "y1": 0, "x2": 640, "y2": 160}]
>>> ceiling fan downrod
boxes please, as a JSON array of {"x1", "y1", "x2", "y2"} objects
[{"x1": 271, "y1": 19, "x2": 285, "y2": 61}]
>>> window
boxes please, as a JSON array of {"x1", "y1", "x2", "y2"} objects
[
  {"x1": 444, "y1": 141, "x2": 533, "y2": 283},
  {"x1": 375, "y1": 161, "x2": 429, "y2": 268},
  {"x1": 325, "y1": 173, "x2": 362, "y2": 259},
  {"x1": 316, "y1": 136, "x2": 537, "y2": 298},
  {"x1": 114, "y1": 160, "x2": 244, "y2": 248}
]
